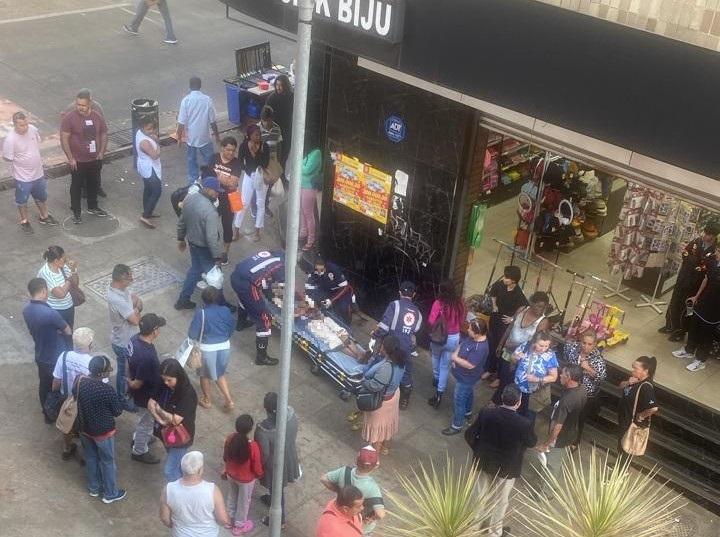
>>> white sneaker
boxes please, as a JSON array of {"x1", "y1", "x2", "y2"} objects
[
  {"x1": 672, "y1": 347, "x2": 694, "y2": 359},
  {"x1": 686, "y1": 359, "x2": 706, "y2": 372}
]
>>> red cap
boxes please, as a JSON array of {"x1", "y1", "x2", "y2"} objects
[{"x1": 357, "y1": 445, "x2": 379, "y2": 467}]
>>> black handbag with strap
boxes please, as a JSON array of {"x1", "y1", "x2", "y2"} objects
[
  {"x1": 356, "y1": 360, "x2": 392, "y2": 412},
  {"x1": 43, "y1": 351, "x2": 69, "y2": 421}
]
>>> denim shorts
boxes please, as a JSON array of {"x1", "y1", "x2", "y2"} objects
[
  {"x1": 15, "y1": 177, "x2": 48, "y2": 206},
  {"x1": 200, "y1": 348, "x2": 230, "y2": 380}
]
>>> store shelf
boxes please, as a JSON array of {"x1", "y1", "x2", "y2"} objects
[{"x1": 501, "y1": 152, "x2": 542, "y2": 171}]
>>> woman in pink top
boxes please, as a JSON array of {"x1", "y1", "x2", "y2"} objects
[{"x1": 427, "y1": 280, "x2": 466, "y2": 408}]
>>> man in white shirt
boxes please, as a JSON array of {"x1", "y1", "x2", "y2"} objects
[
  {"x1": 177, "y1": 77, "x2": 219, "y2": 184},
  {"x1": 51, "y1": 326, "x2": 95, "y2": 461},
  {"x1": 2, "y1": 112, "x2": 59, "y2": 234}
]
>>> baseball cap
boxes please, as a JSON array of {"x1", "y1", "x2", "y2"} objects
[
  {"x1": 139, "y1": 313, "x2": 166, "y2": 335},
  {"x1": 399, "y1": 281, "x2": 416, "y2": 295},
  {"x1": 202, "y1": 176, "x2": 225, "y2": 193},
  {"x1": 357, "y1": 445, "x2": 379, "y2": 467}
]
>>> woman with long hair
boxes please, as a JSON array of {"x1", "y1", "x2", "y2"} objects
[
  {"x1": 266, "y1": 74, "x2": 293, "y2": 185},
  {"x1": 427, "y1": 280, "x2": 466, "y2": 408},
  {"x1": 148, "y1": 358, "x2": 198, "y2": 482},
  {"x1": 223, "y1": 414, "x2": 264, "y2": 535},
  {"x1": 37, "y1": 245, "x2": 78, "y2": 340},
  {"x1": 233, "y1": 125, "x2": 270, "y2": 242},
  {"x1": 351, "y1": 335, "x2": 406, "y2": 455},
  {"x1": 617, "y1": 356, "x2": 659, "y2": 463}
]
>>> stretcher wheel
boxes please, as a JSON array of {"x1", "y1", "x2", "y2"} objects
[
  {"x1": 310, "y1": 362, "x2": 321, "y2": 376},
  {"x1": 339, "y1": 390, "x2": 351, "y2": 401}
]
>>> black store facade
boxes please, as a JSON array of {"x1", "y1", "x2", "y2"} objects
[{"x1": 224, "y1": 0, "x2": 720, "y2": 508}]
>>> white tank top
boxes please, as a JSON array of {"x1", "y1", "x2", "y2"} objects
[
  {"x1": 506, "y1": 307, "x2": 546, "y2": 350},
  {"x1": 166, "y1": 480, "x2": 218, "y2": 537},
  {"x1": 135, "y1": 129, "x2": 162, "y2": 179}
]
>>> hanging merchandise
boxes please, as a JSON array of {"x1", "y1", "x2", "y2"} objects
[
  {"x1": 566, "y1": 299, "x2": 630, "y2": 347},
  {"x1": 468, "y1": 202, "x2": 488, "y2": 249},
  {"x1": 515, "y1": 192, "x2": 534, "y2": 248}
]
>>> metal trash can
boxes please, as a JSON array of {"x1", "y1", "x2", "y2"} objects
[{"x1": 131, "y1": 98, "x2": 159, "y2": 166}]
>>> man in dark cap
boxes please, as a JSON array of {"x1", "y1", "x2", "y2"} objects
[
  {"x1": 127, "y1": 313, "x2": 166, "y2": 464},
  {"x1": 370, "y1": 281, "x2": 422, "y2": 409}
]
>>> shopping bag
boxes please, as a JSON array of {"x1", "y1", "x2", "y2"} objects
[
  {"x1": 227, "y1": 190, "x2": 243, "y2": 212},
  {"x1": 204, "y1": 266, "x2": 224, "y2": 289}
]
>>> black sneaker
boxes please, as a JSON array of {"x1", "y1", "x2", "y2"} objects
[
  {"x1": 255, "y1": 355, "x2": 279, "y2": 366},
  {"x1": 123, "y1": 24, "x2": 139, "y2": 35},
  {"x1": 20, "y1": 221, "x2": 33, "y2": 234},
  {"x1": 87, "y1": 207, "x2": 108, "y2": 217},
  {"x1": 131, "y1": 451, "x2": 161, "y2": 464},
  {"x1": 73, "y1": 213, "x2": 83, "y2": 224},
  {"x1": 61, "y1": 443, "x2": 77, "y2": 461},
  {"x1": 174, "y1": 299, "x2": 196, "y2": 310},
  {"x1": 102, "y1": 489, "x2": 127, "y2": 504},
  {"x1": 441, "y1": 427, "x2": 462, "y2": 436},
  {"x1": 97, "y1": 187, "x2": 107, "y2": 198},
  {"x1": 39, "y1": 215, "x2": 60, "y2": 226}
]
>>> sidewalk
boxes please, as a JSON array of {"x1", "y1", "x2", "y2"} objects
[{"x1": 0, "y1": 145, "x2": 716, "y2": 536}]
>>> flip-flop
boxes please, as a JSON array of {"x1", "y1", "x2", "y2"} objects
[
  {"x1": 350, "y1": 423, "x2": 361, "y2": 431},
  {"x1": 139, "y1": 217, "x2": 156, "y2": 229},
  {"x1": 198, "y1": 396, "x2": 212, "y2": 409},
  {"x1": 223, "y1": 401, "x2": 235, "y2": 413}
]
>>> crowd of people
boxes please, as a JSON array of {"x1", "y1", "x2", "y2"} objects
[{"x1": 7, "y1": 73, "x2": 678, "y2": 537}]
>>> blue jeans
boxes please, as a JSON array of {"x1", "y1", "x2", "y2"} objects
[
  {"x1": 81, "y1": 434, "x2": 118, "y2": 498},
  {"x1": 179, "y1": 244, "x2": 215, "y2": 302},
  {"x1": 451, "y1": 381, "x2": 476, "y2": 429},
  {"x1": 112, "y1": 343, "x2": 129, "y2": 399},
  {"x1": 165, "y1": 446, "x2": 188, "y2": 482},
  {"x1": 142, "y1": 170, "x2": 162, "y2": 218},
  {"x1": 431, "y1": 333, "x2": 460, "y2": 393},
  {"x1": 400, "y1": 357, "x2": 413, "y2": 388},
  {"x1": 185, "y1": 142, "x2": 215, "y2": 183}
]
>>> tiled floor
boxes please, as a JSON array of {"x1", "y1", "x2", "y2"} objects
[{"x1": 464, "y1": 195, "x2": 720, "y2": 412}]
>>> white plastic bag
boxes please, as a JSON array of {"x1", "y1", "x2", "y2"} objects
[{"x1": 204, "y1": 266, "x2": 224, "y2": 289}]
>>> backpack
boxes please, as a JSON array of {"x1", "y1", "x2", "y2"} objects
[
  {"x1": 341, "y1": 466, "x2": 383, "y2": 520},
  {"x1": 170, "y1": 181, "x2": 201, "y2": 217}
]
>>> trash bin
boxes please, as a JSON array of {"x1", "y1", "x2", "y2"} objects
[
  {"x1": 131, "y1": 98, "x2": 159, "y2": 167},
  {"x1": 225, "y1": 82, "x2": 242, "y2": 124}
]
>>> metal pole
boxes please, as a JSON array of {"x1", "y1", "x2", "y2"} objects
[{"x1": 269, "y1": 1, "x2": 313, "y2": 535}]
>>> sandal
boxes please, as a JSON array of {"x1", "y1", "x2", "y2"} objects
[
  {"x1": 380, "y1": 446, "x2": 390, "y2": 456},
  {"x1": 347, "y1": 411, "x2": 360, "y2": 422},
  {"x1": 223, "y1": 401, "x2": 235, "y2": 413},
  {"x1": 350, "y1": 422, "x2": 362, "y2": 431},
  {"x1": 198, "y1": 396, "x2": 212, "y2": 409}
]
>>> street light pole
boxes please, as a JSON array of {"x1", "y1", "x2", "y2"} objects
[{"x1": 269, "y1": 0, "x2": 314, "y2": 535}]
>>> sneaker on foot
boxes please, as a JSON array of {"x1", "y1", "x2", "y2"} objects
[
  {"x1": 256, "y1": 355, "x2": 279, "y2": 366},
  {"x1": 88, "y1": 490, "x2": 100, "y2": 498},
  {"x1": 441, "y1": 426, "x2": 462, "y2": 436},
  {"x1": 131, "y1": 451, "x2": 161, "y2": 464},
  {"x1": 123, "y1": 24, "x2": 139, "y2": 35},
  {"x1": 73, "y1": 213, "x2": 83, "y2": 224},
  {"x1": 672, "y1": 347, "x2": 694, "y2": 359},
  {"x1": 163, "y1": 37, "x2": 178, "y2": 44},
  {"x1": 39, "y1": 215, "x2": 60, "y2": 226},
  {"x1": 686, "y1": 359, "x2": 706, "y2": 372},
  {"x1": 174, "y1": 299, "x2": 197, "y2": 310},
  {"x1": 20, "y1": 221, "x2": 33, "y2": 234},
  {"x1": 87, "y1": 207, "x2": 108, "y2": 217},
  {"x1": 102, "y1": 489, "x2": 127, "y2": 504}
]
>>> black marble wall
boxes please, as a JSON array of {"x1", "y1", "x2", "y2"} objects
[{"x1": 316, "y1": 48, "x2": 474, "y2": 318}]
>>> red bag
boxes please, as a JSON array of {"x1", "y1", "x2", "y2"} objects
[
  {"x1": 161, "y1": 423, "x2": 191, "y2": 448},
  {"x1": 227, "y1": 190, "x2": 243, "y2": 212}
]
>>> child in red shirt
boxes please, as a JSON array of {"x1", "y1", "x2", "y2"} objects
[{"x1": 222, "y1": 415, "x2": 264, "y2": 535}]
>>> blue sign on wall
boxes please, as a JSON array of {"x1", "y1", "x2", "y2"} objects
[{"x1": 384, "y1": 115, "x2": 406, "y2": 143}]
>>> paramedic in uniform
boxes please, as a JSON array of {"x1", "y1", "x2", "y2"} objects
[
  {"x1": 305, "y1": 257, "x2": 356, "y2": 325},
  {"x1": 370, "y1": 281, "x2": 422, "y2": 409},
  {"x1": 231, "y1": 250, "x2": 285, "y2": 366}
]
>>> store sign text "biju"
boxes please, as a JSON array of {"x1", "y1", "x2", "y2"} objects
[{"x1": 278, "y1": 0, "x2": 405, "y2": 43}]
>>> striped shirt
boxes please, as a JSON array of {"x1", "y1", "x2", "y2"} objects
[{"x1": 37, "y1": 263, "x2": 73, "y2": 310}]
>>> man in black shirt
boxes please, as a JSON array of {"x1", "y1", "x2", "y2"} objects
[
  {"x1": 487, "y1": 266, "x2": 528, "y2": 383},
  {"x1": 465, "y1": 385, "x2": 536, "y2": 537},
  {"x1": 128, "y1": 313, "x2": 165, "y2": 464},
  {"x1": 682, "y1": 249, "x2": 720, "y2": 372},
  {"x1": 536, "y1": 364, "x2": 586, "y2": 485}
]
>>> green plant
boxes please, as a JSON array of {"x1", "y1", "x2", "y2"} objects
[
  {"x1": 514, "y1": 447, "x2": 686, "y2": 537},
  {"x1": 380, "y1": 454, "x2": 499, "y2": 537}
]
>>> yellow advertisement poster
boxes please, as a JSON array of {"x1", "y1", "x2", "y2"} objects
[{"x1": 332, "y1": 154, "x2": 392, "y2": 224}]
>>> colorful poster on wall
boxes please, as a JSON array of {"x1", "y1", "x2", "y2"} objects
[{"x1": 332, "y1": 153, "x2": 393, "y2": 224}]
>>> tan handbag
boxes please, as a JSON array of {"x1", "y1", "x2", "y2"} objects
[
  {"x1": 56, "y1": 376, "x2": 83, "y2": 435},
  {"x1": 263, "y1": 159, "x2": 283, "y2": 185},
  {"x1": 621, "y1": 382, "x2": 651, "y2": 456}
]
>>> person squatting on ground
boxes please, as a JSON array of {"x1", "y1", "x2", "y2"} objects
[
  {"x1": 370, "y1": 281, "x2": 422, "y2": 410},
  {"x1": 305, "y1": 256, "x2": 356, "y2": 325},
  {"x1": 222, "y1": 414, "x2": 265, "y2": 535},
  {"x1": 2, "y1": 111, "x2": 59, "y2": 233},
  {"x1": 231, "y1": 249, "x2": 285, "y2": 366}
]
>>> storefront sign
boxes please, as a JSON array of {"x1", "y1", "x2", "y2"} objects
[
  {"x1": 384, "y1": 115, "x2": 406, "y2": 143},
  {"x1": 277, "y1": 0, "x2": 405, "y2": 43},
  {"x1": 333, "y1": 153, "x2": 393, "y2": 224}
]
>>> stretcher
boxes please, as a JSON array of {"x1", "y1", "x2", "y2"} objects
[{"x1": 266, "y1": 302, "x2": 367, "y2": 399}]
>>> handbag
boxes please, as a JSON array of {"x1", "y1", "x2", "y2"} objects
[
  {"x1": 429, "y1": 306, "x2": 448, "y2": 345},
  {"x1": 356, "y1": 361, "x2": 392, "y2": 412},
  {"x1": 56, "y1": 376, "x2": 83, "y2": 434},
  {"x1": 264, "y1": 159, "x2": 283, "y2": 185},
  {"x1": 227, "y1": 190, "x2": 244, "y2": 212},
  {"x1": 621, "y1": 382, "x2": 651, "y2": 456},
  {"x1": 161, "y1": 422, "x2": 192, "y2": 448},
  {"x1": 176, "y1": 309, "x2": 204, "y2": 370},
  {"x1": 63, "y1": 270, "x2": 86, "y2": 307},
  {"x1": 43, "y1": 351, "x2": 69, "y2": 421}
]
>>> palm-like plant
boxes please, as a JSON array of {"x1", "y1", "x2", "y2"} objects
[
  {"x1": 514, "y1": 447, "x2": 686, "y2": 537},
  {"x1": 380, "y1": 454, "x2": 500, "y2": 537}
]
